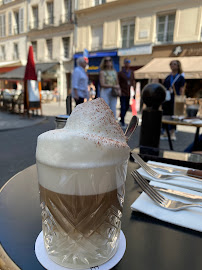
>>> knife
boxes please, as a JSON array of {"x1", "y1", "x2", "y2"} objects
[
  {"x1": 149, "y1": 164, "x2": 202, "y2": 179},
  {"x1": 152, "y1": 185, "x2": 202, "y2": 201}
]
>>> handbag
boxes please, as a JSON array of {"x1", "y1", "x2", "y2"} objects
[
  {"x1": 165, "y1": 74, "x2": 181, "y2": 101},
  {"x1": 173, "y1": 83, "x2": 186, "y2": 116},
  {"x1": 111, "y1": 86, "x2": 121, "y2": 97}
]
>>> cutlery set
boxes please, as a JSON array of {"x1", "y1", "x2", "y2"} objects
[
  {"x1": 131, "y1": 154, "x2": 202, "y2": 210},
  {"x1": 125, "y1": 115, "x2": 202, "y2": 211}
]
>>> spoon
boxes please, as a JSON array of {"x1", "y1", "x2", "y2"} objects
[{"x1": 124, "y1": 115, "x2": 139, "y2": 142}]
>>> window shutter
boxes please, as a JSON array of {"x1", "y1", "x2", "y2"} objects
[
  {"x1": 8, "y1": 12, "x2": 12, "y2": 35},
  {"x1": 19, "y1": 8, "x2": 24, "y2": 33}
]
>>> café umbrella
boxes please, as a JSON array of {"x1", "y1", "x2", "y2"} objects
[{"x1": 24, "y1": 45, "x2": 42, "y2": 115}]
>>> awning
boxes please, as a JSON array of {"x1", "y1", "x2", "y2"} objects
[
  {"x1": 0, "y1": 62, "x2": 58, "y2": 80},
  {"x1": 0, "y1": 60, "x2": 21, "y2": 67},
  {"x1": 135, "y1": 57, "x2": 202, "y2": 79}
]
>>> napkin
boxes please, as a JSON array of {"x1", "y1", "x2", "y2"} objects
[
  {"x1": 131, "y1": 181, "x2": 202, "y2": 232},
  {"x1": 137, "y1": 161, "x2": 202, "y2": 192},
  {"x1": 183, "y1": 119, "x2": 202, "y2": 124},
  {"x1": 131, "y1": 161, "x2": 202, "y2": 232}
]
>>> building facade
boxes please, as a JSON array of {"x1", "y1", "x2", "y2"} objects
[
  {"x1": 0, "y1": 0, "x2": 27, "y2": 88},
  {"x1": 27, "y1": 0, "x2": 74, "y2": 99},
  {"x1": 74, "y1": 0, "x2": 202, "y2": 96},
  {"x1": 0, "y1": 0, "x2": 75, "y2": 99}
]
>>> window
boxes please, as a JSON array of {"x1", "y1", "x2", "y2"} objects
[
  {"x1": 0, "y1": 45, "x2": 6, "y2": 60},
  {"x1": 46, "y1": 39, "x2": 52, "y2": 59},
  {"x1": 3, "y1": 0, "x2": 12, "y2": 3},
  {"x1": 0, "y1": 14, "x2": 6, "y2": 37},
  {"x1": 121, "y1": 19, "x2": 135, "y2": 48},
  {"x1": 13, "y1": 43, "x2": 19, "y2": 60},
  {"x1": 47, "y1": 2, "x2": 54, "y2": 24},
  {"x1": 157, "y1": 14, "x2": 175, "y2": 43},
  {"x1": 91, "y1": 25, "x2": 103, "y2": 50},
  {"x1": 63, "y1": 37, "x2": 70, "y2": 58},
  {"x1": 32, "y1": 6, "x2": 38, "y2": 29},
  {"x1": 8, "y1": 12, "x2": 12, "y2": 35},
  {"x1": 13, "y1": 11, "x2": 19, "y2": 34},
  {"x1": 32, "y1": 41, "x2": 37, "y2": 60},
  {"x1": 94, "y1": 0, "x2": 106, "y2": 6},
  {"x1": 64, "y1": 0, "x2": 71, "y2": 21}
]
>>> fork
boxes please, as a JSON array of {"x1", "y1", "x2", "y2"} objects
[
  {"x1": 132, "y1": 152, "x2": 201, "y2": 182},
  {"x1": 131, "y1": 170, "x2": 202, "y2": 211}
]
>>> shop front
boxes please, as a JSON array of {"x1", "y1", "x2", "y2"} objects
[
  {"x1": 135, "y1": 42, "x2": 202, "y2": 98},
  {"x1": 73, "y1": 50, "x2": 119, "y2": 97}
]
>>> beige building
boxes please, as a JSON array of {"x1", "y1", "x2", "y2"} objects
[
  {"x1": 0, "y1": 0, "x2": 74, "y2": 99},
  {"x1": 0, "y1": 0, "x2": 27, "y2": 88},
  {"x1": 74, "y1": 0, "x2": 202, "y2": 96},
  {"x1": 27, "y1": 0, "x2": 74, "y2": 99}
]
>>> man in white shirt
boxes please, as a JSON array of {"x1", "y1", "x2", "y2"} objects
[{"x1": 72, "y1": 57, "x2": 89, "y2": 105}]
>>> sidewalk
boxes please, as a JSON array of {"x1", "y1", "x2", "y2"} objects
[
  {"x1": 0, "y1": 100, "x2": 196, "y2": 153},
  {"x1": 0, "y1": 99, "x2": 134, "y2": 131}
]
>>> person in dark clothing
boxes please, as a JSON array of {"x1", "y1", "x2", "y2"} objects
[
  {"x1": 161, "y1": 60, "x2": 185, "y2": 141},
  {"x1": 118, "y1": 58, "x2": 136, "y2": 128}
]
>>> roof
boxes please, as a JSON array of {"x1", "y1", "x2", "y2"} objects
[
  {"x1": 0, "y1": 62, "x2": 58, "y2": 80},
  {"x1": 135, "y1": 57, "x2": 202, "y2": 79}
]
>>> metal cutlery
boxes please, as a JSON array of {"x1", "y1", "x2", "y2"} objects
[
  {"x1": 132, "y1": 152, "x2": 202, "y2": 182},
  {"x1": 131, "y1": 170, "x2": 202, "y2": 211},
  {"x1": 152, "y1": 185, "x2": 202, "y2": 201},
  {"x1": 149, "y1": 163, "x2": 202, "y2": 179}
]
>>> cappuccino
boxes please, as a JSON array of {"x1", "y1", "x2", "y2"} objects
[{"x1": 36, "y1": 98, "x2": 130, "y2": 269}]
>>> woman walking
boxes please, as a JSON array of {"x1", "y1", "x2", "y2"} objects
[{"x1": 99, "y1": 57, "x2": 120, "y2": 118}]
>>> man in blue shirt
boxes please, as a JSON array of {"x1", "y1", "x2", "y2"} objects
[{"x1": 72, "y1": 57, "x2": 89, "y2": 105}]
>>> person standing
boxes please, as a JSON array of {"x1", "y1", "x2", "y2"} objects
[
  {"x1": 99, "y1": 57, "x2": 120, "y2": 118},
  {"x1": 118, "y1": 58, "x2": 136, "y2": 128},
  {"x1": 161, "y1": 60, "x2": 185, "y2": 141},
  {"x1": 72, "y1": 57, "x2": 89, "y2": 106}
]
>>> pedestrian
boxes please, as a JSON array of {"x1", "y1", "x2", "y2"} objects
[
  {"x1": 161, "y1": 60, "x2": 185, "y2": 141},
  {"x1": 118, "y1": 58, "x2": 136, "y2": 128},
  {"x1": 99, "y1": 57, "x2": 120, "y2": 118},
  {"x1": 72, "y1": 57, "x2": 89, "y2": 106}
]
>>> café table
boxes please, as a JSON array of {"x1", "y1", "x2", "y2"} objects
[
  {"x1": 1, "y1": 152, "x2": 202, "y2": 270},
  {"x1": 162, "y1": 116, "x2": 202, "y2": 151}
]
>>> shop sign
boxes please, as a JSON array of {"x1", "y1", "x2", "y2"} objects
[
  {"x1": 118, "y1": 44, "x2": 152, "y2": 56},
  {"x1": 173, "y1": 46, "x2": 183, "y2": 56}
]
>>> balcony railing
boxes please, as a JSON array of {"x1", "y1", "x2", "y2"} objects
[
  {"x1": 13, "y1": 25, "x2": 19, "y2": 35},
  {"x1": 29, "y1": 20, "x2": 39, "y2": 30},
  {"x1": 13, "y1": 53, "x2": 19, "y2": 60},
  {"x1": 43, "y1": 16, "x2": 54, "y2": 27},
  {"x1": 76, "y1": 0, "x2": 106, "y2": 10},
  {"x1": 60, "y1": 12, "x2": 73, "y2": 24}
]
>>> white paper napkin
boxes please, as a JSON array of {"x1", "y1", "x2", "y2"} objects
[
  {"x1": 131, "y1": 161, "x2": 202, "y2": 232},
  {"x1": 183, "y1": 119, "x2": 202, "y2": 124},
  {"x1": 137, "y1": 161, "x2": 202, "y2": 192},
  {"x1": 131, "y1": 180, "x2": 202, "y2": 232}
]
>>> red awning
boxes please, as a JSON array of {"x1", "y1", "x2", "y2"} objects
[{"x1": 0, "y1": 66, "x2": 20, "y2": 74}]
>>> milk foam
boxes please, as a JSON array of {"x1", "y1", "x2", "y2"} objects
[{"x1": 36, "y1": 98, "x2": 130, "y2": 195}]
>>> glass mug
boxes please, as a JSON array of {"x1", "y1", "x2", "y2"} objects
[{"x1": 37, "y1": 144, "x2": 128, "y2": 268}]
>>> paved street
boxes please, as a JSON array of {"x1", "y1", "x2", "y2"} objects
[{"x1": 0, "y1": 100, "x2": 197, "y2": 189}]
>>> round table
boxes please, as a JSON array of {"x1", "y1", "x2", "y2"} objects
[{"x1": 1, "y1": 161, "x2": 202, "y2": 270}]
